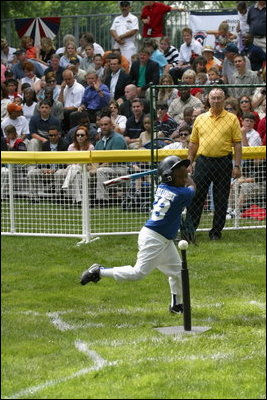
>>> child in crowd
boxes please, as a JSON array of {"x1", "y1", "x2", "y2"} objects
[
  {"x1": 138, "y1": 114, "x2": 163, "y2": 149},
  {"x1": 14, "y1": 95, "x2": 23, "y2": 107},
  {"x1": 5, "y1": 79, "x2": 21, "y2": 102},
  {"x1": 4, "y1": 70, "x2": 14, "y2": 82},
  {"x1": 21, "y1": 36, "x2": 39, "y2": 59},
  {"x1": 19, "y1": 61, "x2": 40, "y2": 92},
  {"x1": 181, "y1": 69, "x2": 203, "y2": 100},
  {"x1": 93, "y1": 54, "x2": 105, "y2": 81},
  {"x1": 240, "y1": 112, "x2": 262, "y2": 146},
  {"x1": 4, "y1": 125, "x2": 27, "y2": 151},
  {"x1": 80, "y1": 43, "x2": 95, "y2": 72},
  {"x1": 207, "y1": 66, "x2": 224, "y2": 85},
  {"x1": 206, "y1": 21, "x2": 237, "y2": 60},
  {"x1": 196, "y1": 72, "x2": 208, "y2": 85}
]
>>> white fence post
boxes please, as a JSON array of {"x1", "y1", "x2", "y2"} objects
[{"x1": 8, "y1": 164, "x2": 15, "y2": 234}]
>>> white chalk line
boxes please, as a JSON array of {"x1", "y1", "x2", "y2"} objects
[
  {"x1": 4, "y1": 347, "x2": 234, "y2": 399},
  {"x1": 3, "y1": 303, "x2": 265, "y2": 399},
  {"x1": 47, "y1": 311, "x2": 105, "y2": 331},
  {"x1": 4, "y1": 340, "x2": 117, "y2": 400},
  {"x1": 7, "y1": 347, "x2": 262, "y2": 399}
]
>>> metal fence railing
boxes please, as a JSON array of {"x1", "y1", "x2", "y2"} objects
[{"x1": 1, "y1": 11, "x2": 189, "y2": 51}]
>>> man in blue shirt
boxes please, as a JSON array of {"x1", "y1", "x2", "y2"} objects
[
  {"x1": 247, "y1": 1, "x2": 266, "y2": 52},
  {"x1": 80, "y1": 155, "x2": 196, "y2": 314},
  {"x1": 78, "y1": 71, "x2": 111, "y2": 123}
]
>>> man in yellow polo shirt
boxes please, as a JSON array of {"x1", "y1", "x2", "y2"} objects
[{"x1": 183, "y1": 88, "x2": 242, "y2": 241}]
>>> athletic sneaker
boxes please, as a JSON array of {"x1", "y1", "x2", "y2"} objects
[
  {"x1": 169, "y1": 304, "x2": 183, "y2": 314},
  {"x1": 80, "y1": 264, "x2": 103, "y2": 285}
]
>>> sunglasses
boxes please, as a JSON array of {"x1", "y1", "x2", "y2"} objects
[
  {"x1": 240, "y1": 100, "x2": 250, "y2": 104},
  {"x1": 179, "y1": 133, "x2": 189, "y2": 137},
  {"x1": 47, "y1": 80, "x2": 56, "y2": 83},
  {"x1": 48, "y1": 134, "x2": 58, "y2": 137},
  {"x1": 76, "y1": 134, "x2": 86, "y2": 137},
  {"x1": 225, "y1": 107, "x2": 234, "y2": 111}
]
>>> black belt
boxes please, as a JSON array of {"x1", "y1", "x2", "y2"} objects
[
  {"x1": 254, "y1": 35, "x2": 265, "y2": 39},
  {"x1": 199, "y1": 154, "x2": 232, "y2": 161}
]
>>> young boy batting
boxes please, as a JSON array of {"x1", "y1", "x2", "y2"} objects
[{"x1": 80, "y1": 155, "x2": 195, "y2": 313}]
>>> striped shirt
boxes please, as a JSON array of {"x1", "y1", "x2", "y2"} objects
[{"x1": 163, "y1": 45, "x2": 180, "y2": 66}]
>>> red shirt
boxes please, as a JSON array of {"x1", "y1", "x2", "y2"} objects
[
  {"x1": 257, "y1": 117, "x2": 266, "y2": 145},
  {"x1": 141, "y1": 2, "x2": 172, "y2": 38},
  {"x1": 26, "y1": 47, "x2": 37, "y2": 59}
]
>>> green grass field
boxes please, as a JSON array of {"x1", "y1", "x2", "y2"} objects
[{"x1": 1, "y1": 230, "x2": 266, "y2": 399}]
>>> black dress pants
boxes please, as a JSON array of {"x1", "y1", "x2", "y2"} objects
[{"x1": 186, "y1": 154, "x2": 233, "y2": 235}]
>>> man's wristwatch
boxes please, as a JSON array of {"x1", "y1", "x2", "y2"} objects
[{"x1": 234, "y1": 165, "x2": 240, "y2": 168}]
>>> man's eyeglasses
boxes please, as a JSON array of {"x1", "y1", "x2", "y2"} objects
[
  {"x1": 76, "y1": 134, "x2": 86, "y2": 137},
  {"x1": 240, "y1": 100, "x2": 249, "y2": 104}
]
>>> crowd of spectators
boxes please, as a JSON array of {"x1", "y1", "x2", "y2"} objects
[{"x1": 1, "y1": 1, "x2": 266, "y2": 218}]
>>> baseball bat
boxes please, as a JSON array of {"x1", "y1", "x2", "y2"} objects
[
  {"x1": 181, "y1": 249, "x2": 192, "y2": 331},
  {"x1": 103, "y1": 169, "x2": 158, "y2": 187}
]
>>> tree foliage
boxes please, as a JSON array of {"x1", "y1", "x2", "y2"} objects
[{"x1": 1, "y1": 1, "x2": 241, "y2": 19}]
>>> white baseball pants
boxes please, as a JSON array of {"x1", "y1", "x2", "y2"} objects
[{"x1": 106, "y1": 226, "x2": 182, "y2": 298}]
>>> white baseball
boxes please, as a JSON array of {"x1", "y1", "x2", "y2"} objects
[{"x1": 178, "y1": 240, "x2": 189, "y2": 250}]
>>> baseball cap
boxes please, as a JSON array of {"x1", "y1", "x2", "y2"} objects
[
  {"x1": 13, "y1": 48, "x2": 26, "y2": 55},
  {"x1": 7, "y1": 103, "x2": 23, "y2": 113},
  {"x1": 224, "y1": 43, "x2": 239, "y2": 53},
  {"x1": 118, "y1": 1, "x2": 132, "y2": 6},
  {"x1": 202, "y1": 45, "x2": 214, "y2": 53},
  {"x1": 69, "y1": 56, "x2": 80, "y2": 64}
]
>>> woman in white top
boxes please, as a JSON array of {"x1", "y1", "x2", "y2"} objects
[
  {"x1": 109, "y1": 99, "x2": 127, "y2": 135},
  {"x1": 61, "y1": 126, "x2": 95, "y2": 205},
  {"x1": 157, "y1": 74, "x2": 178, "y2": 106},
  {"x1": 59, "y1": 42, "x2": 82, "y2": 69},
  {"x1": 165, "y1": 124, "x2": 191, "y2": 149}
]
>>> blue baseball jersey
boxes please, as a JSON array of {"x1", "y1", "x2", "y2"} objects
[{"x1": 145, "y1": 183, "x2": 195, "y2": 240}]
